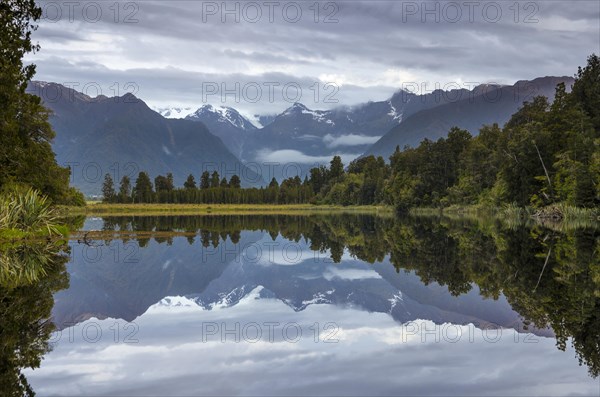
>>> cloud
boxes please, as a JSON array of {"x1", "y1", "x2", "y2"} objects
[
  {"x1": 323, "y1": 266, "x2": 382, "y2": 281},
  {"x1": 26, "y1": 294, "x2": 598, "y2": 396},
  {"x1": 323, "y1": 134, "x2": 382, "y2": 148},
  {"x1": 255, "y1": 149, "x2": 359, "y2": 165},
  {"x1": 26, "y1": 1, "x2": 599, "y2": 114}
]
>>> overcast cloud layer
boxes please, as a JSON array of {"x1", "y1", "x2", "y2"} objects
[{"x1": 27, "y1": 0, "x2": 600, "y2": 117}]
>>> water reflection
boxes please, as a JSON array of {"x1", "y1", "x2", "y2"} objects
[
  {"x1": 4, "y1": 214, "x2": 600, "y2": 395},
  {"x1": 71, "y1": 215, "x2": 600, "y2": 377},
  {"x1": 0, "y1": 241, "x2": 70, "y2": 396}
]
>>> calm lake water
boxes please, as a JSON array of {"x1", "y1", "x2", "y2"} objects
[{"x1": 3, "y1": 214, "x2": 599, "y2": 396}]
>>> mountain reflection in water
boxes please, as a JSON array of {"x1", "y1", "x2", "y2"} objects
[{"x1": 1, "y1": 214, "x2": 598, "y2": 395}]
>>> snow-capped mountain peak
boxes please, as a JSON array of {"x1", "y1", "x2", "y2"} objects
[
  {"x1": 280, "y1": 102, "x2": 335, "y2": 125},
  {"x1": 387, "y1": 100, "x2": 403, "y2": 122},
  {"x1": 154, "y1": 106, "x2": 196, "y2": 119},
  {"x1": 187, "y1": 104, "x2": 257, "y2": 131},
  {"x1": 282, "y1": 102, "x2": 309, "y2": 115}
]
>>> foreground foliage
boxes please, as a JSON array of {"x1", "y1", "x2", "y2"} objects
[
  {"x1": 0, "y1": 188, "x2": 63, "y2": 236},
  {"x1": 0, "y1": 0, "x2": 84, "y2": 205}
]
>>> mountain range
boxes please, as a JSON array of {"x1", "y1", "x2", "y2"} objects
[
  {"x1": 27, "y1": 82, "x2": 261, "y2": 195},
  {"x1": 158, "y1": 76, "x2": 573, "y2": 163},
  {"x1": 366, "y1": 76, "x2": 573, "y2": 158},
  {"x1": 30, "y1": 75, "x2": 574, "y2": 195},
  {"x1": 51, "y1": 230, "x2": 547, "y2": 336}
]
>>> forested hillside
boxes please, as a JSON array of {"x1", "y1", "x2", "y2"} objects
[{"x1": 104, "y1": 55, "x2": 600, "y2": 213}]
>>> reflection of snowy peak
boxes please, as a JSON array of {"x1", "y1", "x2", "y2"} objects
[
  {"x1": 200, "y1": 285, "x2": 264, "y2": 309},
  {"x1": 180, "y1": 248, "x2": 524, "y2": 332},
  {"x1": 186, "y1": 256, "x2": 410, "y2": 318},
  {"x1": 54, "y1": 231, "x2": 539, "y2": 336},
  {"x1": 194, "y1": 285, "x2": 336, "y2": 313},
  {"x1": 153, "y1": 296, "x2": 199, "y2": 308}
]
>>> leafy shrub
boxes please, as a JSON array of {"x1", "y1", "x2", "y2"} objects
[{"x1": 0, "y1": 188, "x2": 60, "y2": 235}]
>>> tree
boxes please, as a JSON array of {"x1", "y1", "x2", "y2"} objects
[
  {"x1": 309, "y1": 166, "x2": 327, "y2": 194},
  {"x1": 229, "y1": 174, "x2": 241, "y2": 189},
  {"x1": 101, "y1": 174, "x2": 116, "y2": 203},
  {"x1": 184, "y1": 174, "x2": 196, "y2": 189},
  {"x1": 329, "y1": 156, "x2": 344, "y2": 181},
  {"x1": 210, "y1": 171, "x2": 220, "y2": 188},
  {"x1": 219, "y1": 177, "x2": 229, "y2": 188},
  {"x1": 571, "y1": 53, "x2": 600, "y2": 131},
  {"x1": 133, "y1": 172, "x2": 153, "y2": 203},
  {"x1": 499, "y1": 96, "x2": 551, "y2": 206},
  {"x1": 451, "y1": 124, "x2": 501, "y2": 204},
  {"x1": 118, "y1": 176, "x2": 131, "y2": 203},
  {"x1": 0, "y1": 0, "x2": 83, "y2": 205},
  {"x1": 200, "y1": 171, "x2": 210, "y2": 189},
  {"x1": 154, "y1": 174, "x2": 174, "y2": 192}
]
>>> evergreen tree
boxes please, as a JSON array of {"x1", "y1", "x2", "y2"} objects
[
  {"x1": 118, "y1": 176, "x2": 131, "y2": 203},
  {"x1": 309, "y1": 166, "x2": 327, "y2": 194},
  {"x1": 184, "y1": 174, "x2": 196, "y2": 189},
  {"x1": 200, "y1": 171, "x2": 210, "y2": 189},
  {"x1": 101, "y1": 174, "x2": 116, "y2": 203},
  {"x1": 571, "y1": 53, "x2": 600, "y2": 131},
  {"x1": 210, "y1": 171, "x2": 220, "y2": 188},
  {"x1": 229, "y1": 174, "x2": 241, "y2": 189},
  {"x1": 329, "y1": 156, "x2": 344, "y2": 181},
  {"x1": 133, "y1": 172, "x2": 153, "y2": 203}
]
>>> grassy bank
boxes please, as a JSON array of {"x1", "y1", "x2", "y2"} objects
[
  {"x1": 61, "y1": 203, "x2": 394, "y2": 216},
  {"x1": 410, "y1": 204, "x2": 600, "y2": 230}
]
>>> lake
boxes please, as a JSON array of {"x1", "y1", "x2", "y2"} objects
[{"x1": 3, "y1": 214, "x2": 599, "y2": 396}]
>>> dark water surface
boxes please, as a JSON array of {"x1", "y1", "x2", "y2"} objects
[{"x1": 3, "y1": 214, "x2": 599, "y2": 396}]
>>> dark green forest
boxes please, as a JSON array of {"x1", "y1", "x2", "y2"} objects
[{"x1": 103, "y1": 54, "x2": 600, "y2": 211}]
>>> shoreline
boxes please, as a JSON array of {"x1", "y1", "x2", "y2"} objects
[{"x1": 60, "y1": 203, "x2": 395, "y2": 216}]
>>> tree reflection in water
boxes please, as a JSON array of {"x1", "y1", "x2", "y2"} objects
[
  {"x1": 0, "y1": 241, "x2": 70, "y2": 396},
  {"x1": 98, "y1": 214, "x2": 600, "y2": 377},
  {"x1": 2, "y1": 213, "x2": 599, "y2": 397}
]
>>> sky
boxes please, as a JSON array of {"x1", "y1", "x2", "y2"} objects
[{"x1": 27, "y1": 0, "x2": 600, "y2": 118}]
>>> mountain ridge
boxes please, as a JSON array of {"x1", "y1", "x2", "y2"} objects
[
  {"x1": 27, "y1": 81, "x2": 262, "y2": 195},
  {"x1": 364, "y1": 76, "x2": 575, "y2": 159}
]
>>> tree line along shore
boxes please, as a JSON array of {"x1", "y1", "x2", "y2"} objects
[{"x1": 1, "y1": 0, "x2": 599, "y2": 236}]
